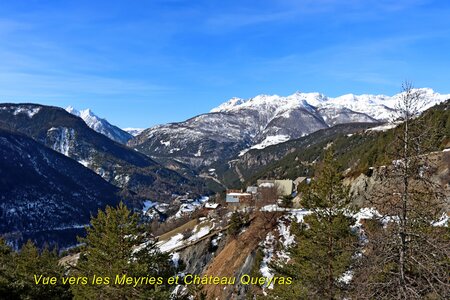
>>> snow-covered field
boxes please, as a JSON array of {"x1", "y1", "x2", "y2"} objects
[
  {"x1": 157, "y1": 221, "x2": 213, "y2": 253},
  {"x1": 158, "y1": 233, "x2": 184, "y2": 252}
]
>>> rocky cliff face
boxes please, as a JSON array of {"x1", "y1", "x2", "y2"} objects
[{"x1": 346, "y1": 150, "x2": 450, "y2": 208}]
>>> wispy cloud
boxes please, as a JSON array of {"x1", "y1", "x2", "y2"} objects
[
  {"x1": 201, "y1": 0, "x2": 435, "y2": 33},
  {"x1": 0, "y1": 71, "x2": 169, "y2": 100}
]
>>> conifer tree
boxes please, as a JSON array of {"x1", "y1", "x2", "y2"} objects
[
  {"x1": 71, "y1": 202, "x2": 174, "y2": 300},
  {"x1": 0, "y1": 237, "x2": 15, "y2": 298},
  {"x1": 268, "y1": 148, "x2": 357, "y2": 300},
  {"x1": 0, "y1": 238, "x2": 71, "y2": 300},
  {"x1": 228, "y1": 210, "x2": 248, "y2": 237}
]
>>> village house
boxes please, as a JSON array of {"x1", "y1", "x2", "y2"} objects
[
  {"x1": 225, "y1": 189, "x2": 252, "y2": 207},
  {"x1": 205, "y1": 202, "x2": 220, "y2": 209},
  {"x1": 245, "y1": 186, "x2": 258, "y2": 194},
  {"x1": 256, "y1": 179, "x2": 294, "y2": 196}
]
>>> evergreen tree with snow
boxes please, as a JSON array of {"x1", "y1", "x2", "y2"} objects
[{"x1": 267, "y1": 148, "x2": 357, "y2": 300}]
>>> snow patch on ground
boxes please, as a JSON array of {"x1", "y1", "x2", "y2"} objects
[
  {"x1": 366, "y1": 122, "x2": 397, "y2": 132},
  {"x1": 171, "y1": 252, "x2": 180, "y2": 268},
  {"x1": 211, "y1": 232, "x2": 223, "y2": 247},
  {"x1": 194, "y1": 148, "x2": 202, "y2": 157},
  {"x1": 77, "y1": 159, "x2": 90, "y2": 167},
  {"x1": 353, "y1": 207, "x2": 382, "y2": 227},
  {"x1": 239, "y1": 135, "x2": 291, "y2": 156},
  {"x1": 160, "y1": 140, "x2": 171, "y2": 147},
  {"x1": 259, "y1": 218, "x2": 297, "y2": 293},
  {"x1": 155, "y1": 203, "x2": 170, "y2": 213},
  {"x1": 432, "y1": 213, "x2": 448, "y2": 227},
  {"x1": 251, "y1": 135, "x2": 290, "y2": 150},
  {"x1": 338, "y1": 270, "x2": 353, "y2": 284},
  {"x1": 275, "y1": 219, "x2": 296, "y2": 262},
  {"x1": 13, "y1": 107, "x2": 41, "y2": 117},
  {"x1": 158, "y1": 233, "x2": 184, "y2": 253},
  {"x1": 50, "y1": 127, "x2": 74, "y2": 157},
  {"x1": 187, "y1": 225, "x2": 211, "y2": 242},
  {"x1": 260, "y1": 232, "x2": 275, "y2": 290}
]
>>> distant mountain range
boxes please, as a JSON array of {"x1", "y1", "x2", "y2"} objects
[{"x1": 128, "y1": 88, "x2": 450, "y2": 168}]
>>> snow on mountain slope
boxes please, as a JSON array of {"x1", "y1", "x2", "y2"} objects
[
  {"x1": 317, "y1": 104, "x2": 378, "y2": 126},
  {"x1": 211, "y1": 93, "x2": 320, "y2": 120},
  {"x1": 212, "y1": 88, "x2": 449, "y2": 121},
  {"x1": 129, "y1": 112, "x2": 261, "y2": 167},
  {"x1": 0, "y1": 104, "x2": 42, "y2": 118},
  {"x1": 130, "y1": 93, "x2": 334, "y2": 167},
  {"x1": 123, "y1": 127, "x2": 145, "y2": 137},
  {"x1": 326, "y1": 88, "x2": 449, "y2": 120},
  {"x1": 66, "y1": 106, "x2": 132, "y2": 144}
]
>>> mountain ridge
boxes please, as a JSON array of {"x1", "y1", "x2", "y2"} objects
[
  {"x1": 130, "y1": 88, "x2": 449, "y2": 169},
  {"x1": 0, "y1": 103, "x2": 204, "y2": 201},
  {"x1": 66, "y1": 106, "x2": 133, "y2": 144}
]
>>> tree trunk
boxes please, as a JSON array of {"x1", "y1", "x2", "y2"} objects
[
  {"x1": 399, "y1": 107, "x2": 409, "y2": 298},
  {"x1": 328, "y1": 209, "x2": 334, "y2": 300}
]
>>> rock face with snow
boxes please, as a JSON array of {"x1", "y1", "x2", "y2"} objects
[
  {"x1": 0, "y1": 128, "x2": 120, "y2": 249},
  {"x1": 0, "y1": 104, "x2": 203, "y2": 201},
  {"x1": 66, "y1": 106, "x2": 133, "y2": 144},
  {"x1": 130, "y1": 88, "x2": 449, "y2": 168}
]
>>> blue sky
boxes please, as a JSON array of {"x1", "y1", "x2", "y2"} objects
[{"x1": 0, "y1": 0, "x2": 449, "y2": 128}]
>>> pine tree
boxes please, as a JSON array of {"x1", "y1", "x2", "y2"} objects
[
  {"x1": 228, "y1": 211, "x2": 248, "y2": 237},
  {"x1": 352, "y1": 83, "x2": 450, "y2": 299},
  {"x1": 0, "y1": 237, "x2": 16, "y2": 299},
  {"x1": 71, "y1": 202, "x2": 174, "y2": 300},
  {"x1": 0, "y1": 238, "x2": 71, "y2": 300},
  {"x1": 267, "y1": 148, "x2": 357, "y2": 300}
]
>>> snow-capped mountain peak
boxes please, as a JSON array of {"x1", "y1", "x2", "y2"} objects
[
  {"x1": 65, "y1": 105, "x2": 79, "y2": 116},
  {"x1": 287, "y1": 91, "x2": 328, "y2": 107},
  {"x1": 210, "y1": 88, "x2": 450, "y2": 121},
  {"x1": 210, "y1": 97, "x2": 246, "y2": 112},
  {"x1": 66, "y1": 106, "x2": 132, "y2": 144},
  {"x1": 211, "y1": 92, "x2": 319, "y2": 113},
  {"x1": 129, "y1": 87, "x2": 449, "y2": 168}
]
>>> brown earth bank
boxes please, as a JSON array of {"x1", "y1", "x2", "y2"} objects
[{"x1": 201, "y1": 213, "x2": 278, "y2": 300}]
